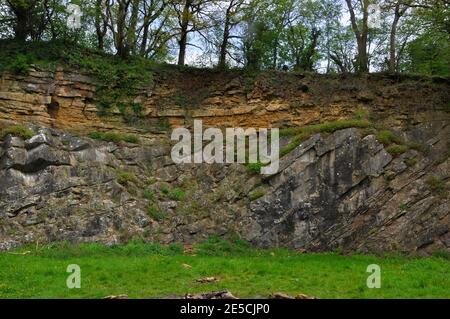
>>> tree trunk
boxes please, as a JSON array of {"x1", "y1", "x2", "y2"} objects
[
  {"x1": 272, "y1": 40, "x2": 278, "y2": 69},
  {"x1": 140, "y1": 22, "x2": 150, "y2": 56},
  {"x1": 305, "y1": 30, "x2": 319, "y2": 71},
  {"x1": 294, "y1": 55, "x2": 301, "y2": 70},
  {"x1": 345, "y1": 0, "x2": 369, "y2": 73},
  {"x1": 95, "y1": 0, "x2": 106, "y2": 50},
  {"x1": 116, "y1": 1, "x2": 127, "y2": 58},
  {"x1": 177, "y1": 0, "x2": 191, "y2": 66},
  {"x1": 8, "y1": 0, "x2": 37, "y2": 42},
  {"x1": 178, "y1": 31, "x2": 187, "y2": 66},
  {"x1": 126, "y1": 0, "x2": 140, "y2": 55},
  {"x1": 218, "y1": 6, "x2": 232, "y2": 68},
  {"x1": 359, "y1": 0, "x2": 369, "y2": 72},
  {"x1": 389, "y1": 4, "x2": 401, "y2": 73},
  {"x1": 357, "y1": 39, "x2": 368, "y2": 73},
  {"x1": 14, "y1": 10, "x2": 28, "y2": 41}
]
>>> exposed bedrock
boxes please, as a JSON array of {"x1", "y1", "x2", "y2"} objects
[
  {"x1": 0, "y1": 69, "x2": 448, "y2": 254},
  {"x1": 0, "y1": 122, "x2": 448, "y2": 255},
  {"x1": 244, "y1": 127, "x2": 449, "y2": 254}
]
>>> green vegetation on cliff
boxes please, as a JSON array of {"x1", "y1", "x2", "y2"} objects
[
  {"x1": 88, "y1": 131, "x2": 140, "y2": 144},
  {"x1": 280, "y1": 119, "x2": 372, "y2": 157},
  {"x1": 0, "y1": 125, "x2": 35, "y2": 140}
]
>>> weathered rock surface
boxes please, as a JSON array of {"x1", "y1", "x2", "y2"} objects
[
  {"x1": 1, "y1": 67, "x2": 449, "y2": 132},
  {"x1": 0, "y1": 121, "x2": 448, "y2": 254},
  {"x1": 0, "y1": 69, "x2": 449, "y2": 255},
  {"x1": 244, "y1": 126, "x2": 449, "y2": 255}
]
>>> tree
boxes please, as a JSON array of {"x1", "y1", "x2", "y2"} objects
[
  {"x1": 329, "y1": 25, "x2": 357, "y2": 73},
  {"x1": 266, "y1": 0, "x2": 297, "y2": 69},
  {"x1": 381, "y1": 0, "x2": 450, "y2": 73},
  {"x1": 105, "y1": 0, "x2": 132, "y2": 58},
  {"x1": 138, "y1": 0, "x2": 170, "y2": 59},
  {"x1": 102, "y1": 0, "x2": 171, "y2": 59},
  {"x1": 189, "y1": 0, "x2": 245, "y2": 67},
  {"x1": 242, "y1": 18, "x2": 267, "y2": 69},
  {"x1": 94, "y1": 0, "x2": 109, "y2": 50},
  {"x1": 385, "y1": 1, "x2": 408, "y2": 72},
  {"x1": 217, "y1": 0, "x2": 244, "y2": 68},
  {"x1": 172, "y1": 0, "x2": 214, "y2": 65},
  {"x1": 345, "y1": 0, "x2": 370, "y2": 72},
  {"x1": 400, "y1": 0, "x2": 450, "y2": 75},
  {"x1": 320, "y1": 0, "x2": 343, "y2": 73},
  {"x1": 4, "y1": 0, "x2": 50, "y2": 41},
  {"x1": 241, "y1": 0, "x2": 300, "y2": 70},
  {"x1": 0, "y1": 0, "x2": 446, "y2": 75},
  {"x1": 281, "y1": 0, "x2": 324, "y2": 71},
  {"x1": 405, "y1": 32, "x2": 449, "y2": 75}
]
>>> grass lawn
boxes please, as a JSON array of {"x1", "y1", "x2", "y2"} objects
[{"x1": 0, "y1": 238, "x2": 448, "y2": 299}]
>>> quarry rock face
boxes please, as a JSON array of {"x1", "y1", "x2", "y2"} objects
[
  {"x1": 0, "y1": 124, "x2": 448, "y2": 255},
  {"x1": 0, "y1": 69, "x2": 449, "y2": 255},
  {"x1": 1, "y1": 66, "x2": 449, "y2": 131},
  {"x1": 245, "y1": 127, "x2": 449, "y2": 254}
]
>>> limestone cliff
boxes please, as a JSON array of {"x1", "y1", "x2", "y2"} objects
[
  {"x1": 0, "y1": 66, "x2": 448, "y2": 255},
  {"x1": 1, "y1": 65, "x2": 448, "y2": 130}
]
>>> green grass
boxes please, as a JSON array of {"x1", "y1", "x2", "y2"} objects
[
  {"x1": 353, "y1": 108, "x2": 369, "y2": 120},
  {"x1": 432, "y1": 250, "x2": 450, "y2": 260},
  {"x1": 167, "y1": 188, "x2": 185, "y2": 201},
  {"x1": 143, "y1": 189, "x2": 156, "y2": 202},
  {"x1": 0, "y1": 125, "x2": 35, "y2": 139},
  {"x1": 280, "y1": 119, "x2": 372, "y2": 138},
  {"x1": 145, "y1": 177, "x2": 158, "y2": 185},
  {"x1": 0, "y1": 239, "x2": 448, "y2": 299},
  {"x1": 426, "y1": 176, "x2": 447, "y2": 197},
  {"x1": 159, "y1": 185, "x2": 185, "y2": 201},
  {"x1": 386, "y1": 144, "x2": 409, "y2": 155},
  {"x1": 375, "y1": 130, "x2": 425, "y2": 156},
  {"x1": 246, "y1": 161, "x2": 264, "y2": 174},
  {"x1": 147, "y1": 205, "x2": 165, "y2": 221},
  {"x1": 280, "y1": 134, "x2": 308, "y2": 157},
  {"x1": 160, "y1": 185, "x2": 170, "y2": 195},
  {"x1": 376, "y1": 130, "x2": 404, "y2": 146},
  {"x1": 405, "y1": 158, "x2": 418, "y2": 167},
  {"x1": 88, "y1": 131, "x2": 140, "y2": 144},
  {"x1": 280, "y1": 119, "x2": 372, "y2": 157},
  {"x1": 279, "y1": 123, "x2": 420, "y2": 158},
  {"x1": 249, "y1": 189, "x2": 266, "y2": 201},
  {"x1": 116, "y1": 172, "x2": 139, "y2": 186}
]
